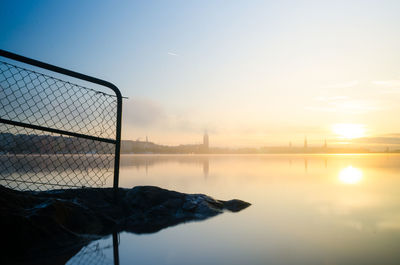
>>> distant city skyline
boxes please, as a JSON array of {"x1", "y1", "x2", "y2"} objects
[{"x1": 126, "y1": 132, "x2": 395, "y2": 152}]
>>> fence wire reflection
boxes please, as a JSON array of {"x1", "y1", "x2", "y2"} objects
[{"x1": 66, "y1": 232, "x2": 119, "y2": 265}]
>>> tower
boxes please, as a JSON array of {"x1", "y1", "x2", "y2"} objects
[
  {"x1": 203, "y1": 131, "x2": 209, "y2": 149},
  {"x1": 304, "y1": 137, "x2": 308, "y2": 149}
]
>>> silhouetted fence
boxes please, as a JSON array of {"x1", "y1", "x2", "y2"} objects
[{"x1": 0, "y1": 49, "x2": 122, "y2": 191}]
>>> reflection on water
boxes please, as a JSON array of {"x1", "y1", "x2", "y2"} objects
[
  {"x1": 304, "y1": 158, "x2": 308, "y2": 172},
  {"x1": 0, "y1": 154, "x2": 113, "y2": 191},
  {"x1": 203, "y1": 159, "x2": 209, "y2": 178},
  {"x1": 119, "y1": 155, "x2": 211, "y2": 174},
  {"x1": 75, "y1": 154, "x2": 400, "y2": 265},
  {"x1": 66, "y1": 232, "x2": 119, "y2": 265},
  {"x1": 338, "y1": 166, "x2": 363, "y2": 184}
]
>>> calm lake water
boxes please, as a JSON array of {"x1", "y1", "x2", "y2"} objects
[{"x1": 68, "y1": 154, "x2": 400, "y2": 265}]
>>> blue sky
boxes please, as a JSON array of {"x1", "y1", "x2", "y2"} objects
[{"x1": 2, "y1": 1, "x2": 400, "y2": 147}]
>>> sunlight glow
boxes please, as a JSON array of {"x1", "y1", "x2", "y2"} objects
[
  {"x1": 338, "y1": 166, "x2": 363, "y2": 184},
  {"x1": 332, "y1": 124, "x2": 366, "y2": 139}
]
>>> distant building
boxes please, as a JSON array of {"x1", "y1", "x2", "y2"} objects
[
  {"x1": 324, "y1": 139, "x2": 327, "y2": 148},
  {"x1": 203, "y1": 132, "x2": 209, "y2": 149},
  {"x1": 304, "y1": 137, "x2": 308, "y2": 148}
]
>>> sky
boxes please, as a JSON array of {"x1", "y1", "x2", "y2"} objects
[{"x1": 1, "y1": 0, "x2": 400, "y2": 149}]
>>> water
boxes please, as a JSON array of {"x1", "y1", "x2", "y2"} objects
[{"x1": 71, "y1": 154, "x2": 400, "y2": 264}]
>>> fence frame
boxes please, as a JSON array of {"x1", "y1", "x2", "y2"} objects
[{"x1": 0, "y1": 49, "x2": 123, "y2": 191}]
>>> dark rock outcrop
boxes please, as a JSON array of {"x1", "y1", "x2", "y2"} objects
[{"x1": 0, "y1": 185, "x2": 250, "y2": 264}]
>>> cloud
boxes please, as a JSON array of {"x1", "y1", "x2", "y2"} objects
[
  {"x1": 372, "y1": 80, "x2": 400, "y2": 87},
  {"x1": 306, "y1": 98, "x2": 380, "y2": 114},
  {"x1": 314, "y1": 96, "x2": 349, "y2": 102},
  {"x1": 123, "y1": 98, "x2": 165, "y2": 127},
  {"x1": 322, "y1": 80, "x2": 359, "y2": 89},
  {"x1": 167, "y1": 52, "x2": 179, "y2": 56},
  {"x1": 354, "y1": 136, "x2": 400, "y2": 145},
  {"x1": 378, "y1": 88, "x2": 400, "y2": 94},
  {"x1": 372, "y1": 80, "x2": 400, "y2": 94},
  {"x1": 384, "y1": 133, "x2": 400, "y2": 137},
  {"x1": 122, "y1": 99, "x2": 213, "y2": 134}
]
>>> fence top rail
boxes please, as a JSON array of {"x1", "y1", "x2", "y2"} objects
[{"x1": 0, "y1": 49, "x2": 122, "y2": 101}]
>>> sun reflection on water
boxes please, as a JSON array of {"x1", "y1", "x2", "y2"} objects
[{"x1": 338, "y1": 166, "x2": 363, "y2": 184}]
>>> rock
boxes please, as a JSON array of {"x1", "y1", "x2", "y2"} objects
[
  {"x1": 0, "y1": 185, "x2": 250, "y2": 264},
  {"x1": 221, "y1": 199, "x2": 252, "y2": 212}
]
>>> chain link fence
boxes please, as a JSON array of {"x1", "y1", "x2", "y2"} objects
[{"x1": 0, "y1": 50, "x2": 122, "y2": 191}]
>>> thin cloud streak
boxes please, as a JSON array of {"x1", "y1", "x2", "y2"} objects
[
  {"x1": 378, "y1": 88, "x2": 400, "y2": 94},
  {"x1": 167, "y1": 52, "x2": 179, "y2": 56},
  {"x1": 306, "y1": 98, "x2": 381, "y2": 114},
  {"x1": 322, "y1": 80, "x2": 359, "y2": 89},
  {"x1": 354, "y1": 136, "x2": 400, "y2": 146},
  {"x1": 314, "y1": 96, "x2": 349, "y2": 102},
  {"x1": 373, "y1": 80, "x2": 400, "y2": 94},
  {"x1": 372, "y1": 80, "x2": 400, "y2": 87}
]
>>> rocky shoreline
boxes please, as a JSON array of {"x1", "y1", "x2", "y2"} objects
[{"x1": 1, "y1": 185, "x2": 250, "y2": 264}]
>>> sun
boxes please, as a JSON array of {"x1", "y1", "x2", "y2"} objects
[
  {"x1": 332, "y1": 123, "x2": 366, "y2": 139},
  {"x1": 338, "y1": 166, "x2": 363, "y2": 184}
]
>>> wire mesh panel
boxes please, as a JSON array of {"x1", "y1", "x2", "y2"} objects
[{"x1": 0, "y1": 50, "x2": 122, "y2": 191}]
